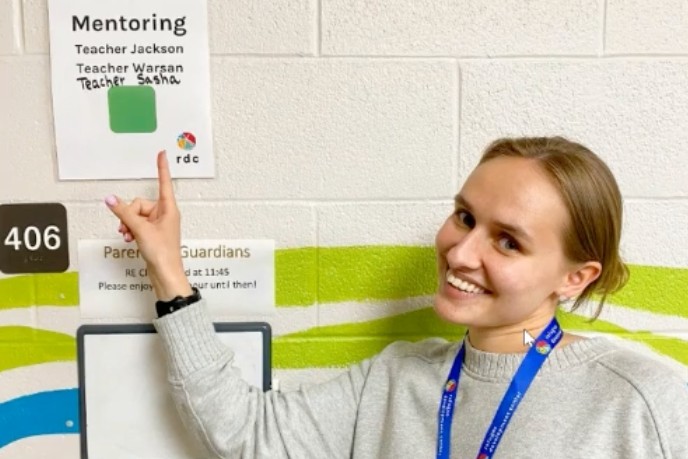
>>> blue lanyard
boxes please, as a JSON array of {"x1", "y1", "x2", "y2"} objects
[{"x1": 436, "y1": 317, "x2": 562, "y2": 459}]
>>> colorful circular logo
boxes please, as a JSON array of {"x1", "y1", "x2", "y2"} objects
[
  {"x1": 535, "y1": 340, "x2": 551, "y2": 355},
  {"x1": 177, "y1": 132, "x2": 196, "y2": 150},
  {"x1": 445, "y1": 379, "x2": 457, "y2": 392}
]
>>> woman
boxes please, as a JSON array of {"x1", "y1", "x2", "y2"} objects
[{"x1": 105, "y1": 137, "x2": 688, "y2": 458}]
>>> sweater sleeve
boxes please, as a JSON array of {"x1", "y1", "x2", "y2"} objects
[
  {"x1": 153, "y1": 300, "x2": 371, "y2": 459},
  {"x1": 599, "y1": 349, "x2": 688, "y2": 459},
  {"x1": 643, "y1": 369, "x2": 688, "y2": 458}
]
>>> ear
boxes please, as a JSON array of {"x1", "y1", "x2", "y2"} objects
[{"x1": 558, "y1": 261, "x2": 602, "y2": 300}]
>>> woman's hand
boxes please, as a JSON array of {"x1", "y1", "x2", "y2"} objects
[{"x1": 104, "y1": 151, "x2": 192, "y2": 300}]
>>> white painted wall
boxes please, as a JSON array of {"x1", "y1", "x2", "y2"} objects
[{"x1": 2, "y1": 1, "x2": 688, "y2": 457}]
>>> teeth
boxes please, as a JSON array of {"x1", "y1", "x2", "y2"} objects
[{"x1": 446, "y1": 272, "x2": 485, "y2": 294}]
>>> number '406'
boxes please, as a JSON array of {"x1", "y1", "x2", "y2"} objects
[{"x1": 3, "y1": 225, "x2": 61, "y2": 251}]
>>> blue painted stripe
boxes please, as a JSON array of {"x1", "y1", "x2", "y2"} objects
[{"x1": 0, "y1": 388, "x2": 78, "y2": 449}]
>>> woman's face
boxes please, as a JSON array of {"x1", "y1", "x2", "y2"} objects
[{"x1": 434, "y1": 156, "x2": 576, "y2": 329}]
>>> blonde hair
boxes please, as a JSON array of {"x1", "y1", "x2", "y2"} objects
[{"x1": 479, "y1": 136, "x2": 629, "y2": 317}]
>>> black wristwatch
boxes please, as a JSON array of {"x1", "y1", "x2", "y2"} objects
[{"x1": 155, "y1": 287, "x2": 202, "y2": 318}]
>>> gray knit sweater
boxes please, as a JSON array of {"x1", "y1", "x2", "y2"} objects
[{"x1": 154, "y1": 300, "x2": 688, "y2": 458}]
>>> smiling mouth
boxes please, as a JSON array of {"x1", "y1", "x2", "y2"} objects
[{"x1": 445, "y1": 271, "x2": 489, "y2": 294}]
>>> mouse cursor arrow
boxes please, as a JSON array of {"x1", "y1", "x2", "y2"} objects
[{"x1": 523, "y1": 330, "x2": 535, "y2": 347}]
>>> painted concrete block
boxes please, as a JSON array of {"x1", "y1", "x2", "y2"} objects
[
  {"x1": 0, "y1": 434, "x2": 79, "y2": 459},
  {"x1": 21, "y1": 0, "x2": 46, "y2": 54},
  {"x1": 607, "y1": 0, "x2": 688, "y2": 54},
  {"x1": 622, "y1": 200, "x2": 688, "y2": 268},
  {"x1": 322, "y1": 0, "x2": 600, "y2": 56},
  {"x1": 177, "y1": 58, "x2": 457, "y2": 199},
  {"x1": 317, "y1": 202, "x2": 450, "y2": 246},
  {"x1": 176, "y1": 203, "x2": 315, "y2": 248},
  {"x1": 209, "y1": 0, "x2": 316, "y2": 55},
  {"x1": 0, "y1": 0, "x2": 21, "y2": 55},
  {"x1": 461, "y1": 60, "x2": 688, "y2": 197}
]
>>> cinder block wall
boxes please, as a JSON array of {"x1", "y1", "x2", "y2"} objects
[{"x1": 1, "y1": 1, "x2": 687, "y2": 457}]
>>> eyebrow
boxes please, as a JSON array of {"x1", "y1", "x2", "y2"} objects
[{"x1": 454, "y1": 194, "x2": 533, "y2": 244}]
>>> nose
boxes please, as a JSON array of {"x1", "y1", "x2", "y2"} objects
[{"x1": 446, "y1": 228, "x2": 483, "y2": 271}]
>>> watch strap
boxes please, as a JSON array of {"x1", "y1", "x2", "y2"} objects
[{"x1": 155, "y1": 287, "x2": 202, "y2": 318}]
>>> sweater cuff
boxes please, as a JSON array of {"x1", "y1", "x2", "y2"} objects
[{"x1": 153, "y1": 299, "x2": 230, "y2": 381}]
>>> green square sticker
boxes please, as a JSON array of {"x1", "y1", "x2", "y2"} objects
[{"x1": 108, "y1": 86, "x2": 157, "y2": 133}]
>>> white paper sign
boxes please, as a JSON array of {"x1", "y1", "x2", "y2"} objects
[
  {"x1": 47, "y1": 0, "x2": 213, "y2": 179},
  {"x1": 78, "y1": 240, "x2": 275, "y2": 318}
]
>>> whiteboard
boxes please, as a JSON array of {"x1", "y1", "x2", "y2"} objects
[{"x1": 77, "y1": 323, "x2": 271, "y2": 459}]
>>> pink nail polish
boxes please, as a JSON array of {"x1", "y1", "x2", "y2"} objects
[{"x1": 105, "y1": 195, "x2": 117, "y2": 207}]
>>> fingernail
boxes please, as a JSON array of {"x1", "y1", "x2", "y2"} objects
[
  {"x1": 124, "y1": 233, "x2": 132, "y2": 242},
  {"x1": 105, "y1": 195, "x2": 117, "y2": 207}
]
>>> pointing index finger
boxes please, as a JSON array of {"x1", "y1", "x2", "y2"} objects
[{"x1": 157, "y1": 150, "x2": 176, "y2": 203}]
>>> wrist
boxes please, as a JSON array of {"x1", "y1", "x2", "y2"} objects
[
  {"x1": 155, "y1": 281, "x2": 193, "y2": 301},
  {"x1": 148, "y1": 265, "x2": 192, "y2": 301}
]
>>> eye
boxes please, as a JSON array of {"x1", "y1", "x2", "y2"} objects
[
  {"x1": 497, "y1": 235, "x2": 519, "y2": 252},
  {"x1": 454, "y1": 209, "x2": 475, "y2": 228}
]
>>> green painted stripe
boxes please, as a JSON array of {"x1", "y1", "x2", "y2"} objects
[
  {"x1": 0, "y1": 248, "x2": 686, "y2": 321},
  {"x1": 0, "y1": 246, "x2": 435, "y2": 309},
  {"x1": 555, "y1": 310, "x2": 627, "y2": 333},
  {"x1": 624, "y1": 333, "x2": 688, "y2": 366},
  {"x1": 553, "y1": 311, "x2": 688, "y2": 365},
  {"x1": 0, "y1": 248, "x2": 319, "y2": 309},
  {"x1": 274, "y1": 307, "x2": 688, "y2": 369},
  {"x1": 284, "y1": 305, "x2": 465, "y2": 339},
  {"x1": 274, "y1": 332, "x2": 688, "y2": 369},
  {"x1": 273, "y1": 306, "x2": 463, "y2": 369},
  {"x1": 0, "y1": 313, "x2": 685, "y2": 375},
  {"x1": 275, "y1": 247, "x2": 317, "y2": 306},
  {"x1": 555, "y1": 313, "x2": 688, "y2": 366},
  {"x1": 0, "y1": 273, "x2": 79, "y2": 310},
  {"x1": 318, "y1": 246, "x2": 437, "y2": 303},
  {"x1": 609, "y1": 264, "x2": 688, "y2": 319},
  {"x1": 0, "y1": 327, "x2": 76, "y2": 373}
]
